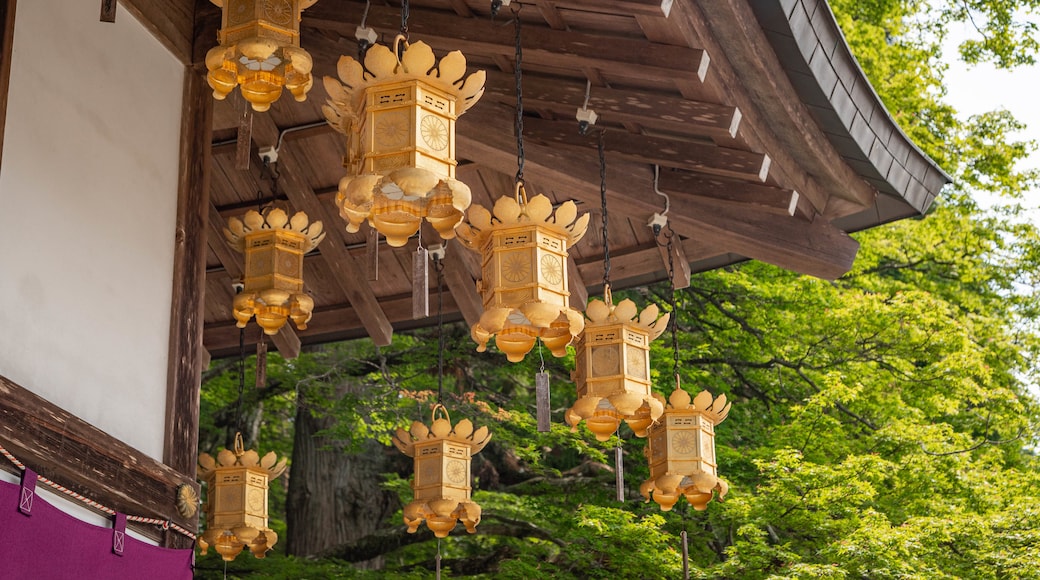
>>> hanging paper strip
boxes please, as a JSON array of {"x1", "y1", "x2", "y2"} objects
[{"x1": 0, "y1": 475, "x2": 193, "y2": 579}]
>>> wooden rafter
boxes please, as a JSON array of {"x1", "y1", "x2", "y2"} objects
[
  {"x1": 458, "y1": 106, "x2": 859, "y2": 280},
  {"x1": 301, "y1": 2, "x2": 710, "y2": 85},
  {"x1": 483, "y1": 70, "x2": 741, "y2": 142},
  {"x1": 520, "y1": 117, "x2": 767, "y2": 182}
]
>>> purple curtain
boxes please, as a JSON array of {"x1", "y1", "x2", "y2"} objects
[{"x1": 0, "y1": 470, "x2": 193, "y2": 579}]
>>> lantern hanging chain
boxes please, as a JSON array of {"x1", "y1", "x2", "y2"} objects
[
  {"x1": 598, "y1": 129, "x2": 611, "y2": 289},
  {"x1": 361, "y1": 0, "x2": 371, "y2": 28},
  {"x1": 435, "y1": 254, "x2": 446, "y2": 404},
  {"x1": 665, "y1": 225, "x2": 681, "y2": 383},
  {"x1": 513, "y1": 5, "x2": 524, "y2": 185},
  {"x1": 234, "y1": 327, "x2": 247, "y2": 441},
  {"x1": 400, "y1": 0, "x2": 409, "y2": 39}
]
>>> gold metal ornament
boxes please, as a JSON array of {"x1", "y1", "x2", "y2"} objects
[
  {"x1": 392, "y1": 405, "x2": 492, "y2": 538},
  {"x1": 323, "y1": 40, "x2": 485, "y2": 246},
  {"x1": 197, "y1": 433, "x2": 288, "y2": 561},
  {"x1": 176, "y1": 484, "x2": 200, "y2": 519},
  {"x1": 224, "y1": 207, "x2": 325, "y2": 335},
  {"x1": 205, "y1": 0, "x2": 318, "y2": 111},
  {"x1": 640, "y1": 387, "x2": 731, "y2": 512},
  {"x1": 566, "y1": 286, "x2": 670, "y2": 441},
  {"x1": 456, "y1": 184, "x2": 590, "y2": 362}
]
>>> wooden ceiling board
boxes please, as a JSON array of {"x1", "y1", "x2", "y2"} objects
[{"x1": 178, "y1": 0, "x2": 945, "y2": 356}]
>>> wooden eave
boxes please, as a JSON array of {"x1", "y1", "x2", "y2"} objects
[{"x1": 142, "y1": 0, "x2": 950, "y2": 358}]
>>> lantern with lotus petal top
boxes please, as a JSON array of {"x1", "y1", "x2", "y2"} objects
[
  {"x1": 392, "y1": 405, "x2": 492, "y2": 538},
  {"x1": 566, "y1": 287, "x2": 670, "y2": 441},
  {"x1": 455, "y1": 185, "x2": 590, "y2": 362},
  {"x1": 205, "y1": 0, "x2": 318, "y2": 112},
  {"x1": 197, "y1": 433, "x2": 287, "y2": 561},
  {"x1": 640, "y1": 387, "x2": 731, "y2": 512},
  {"x1": 322, "y1": 40, "x2": 485, "y2": 247},
  {"x1": 224, "y1": 207, "x2": 325, "y2": 335}
]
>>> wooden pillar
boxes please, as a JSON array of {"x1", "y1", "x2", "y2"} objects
[
  {"x1": 0, "y1": 0, "x2": 17, "y2": 173},
  {"x1": 162, "y1": 67, "x2": 212, "y2": 547}
]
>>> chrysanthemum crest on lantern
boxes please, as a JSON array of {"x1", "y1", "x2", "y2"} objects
[
  {"x1": 197, "y1": 434, "x2": 288, "y2": 561},
  {"x1": 566, "y1": 290, "x2": 670, "y2": 441},
  {"x1": 640, "y1": 388, "x2": 731, "y2": 512},
  {"x1": 322, "y1": 40, "x2": 485, "y2": 246},
  {"x1": 224, "y1": 207, "x2": 325, "y2": 335},
  {"x1": 392, "y1": 406, "x2": 492, "y2": 538},
  {"x1": 455, "y1": 188, "x2": 591, "y2": 362},
  {"x1": 205, "y1": 0, "x2": 318, "y2": 111}
]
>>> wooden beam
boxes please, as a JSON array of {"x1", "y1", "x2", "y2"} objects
[
  {"x1": 654, "y1": 168, "x2": 815, "y2": 219},
  {"x1": 458, "y1": 107, "x2": 859, "y2": 280},
  {"x1": 516, "y1": 0, "x2": 671, "y2": 17},
  {"x1": 482, "y1": 70, "x2": 740, "y2": 141},
  {"x1": 163, "y1": 69, "x2": 210, "y2": 550},
  {"x1": 302, "y1": 2, "x2": 709, "y2": 85},
  {"x1": 521, "y1": 117, "x2": 767, "y2": 181},
  {"x1": 578, "y1": 238, "x2": 719, "y2": 289},
  {"x1": 441, "y1": 240, "x2": 483, "y2": 328},
  {"x1": 656, "y1": 233, "x2": 692, "y2": 290},
  {"x1": 567, "y1": 254, "x2": 588, "y2": 309},
  {"x1": 0, "y1": 374, "x2": 199, "y2": 541},
  {"x1": 204, "y1": 294, "x2": 466, "y2": 358},
  {"x1": 119, "y1": 0, "x2": 194, "y2": 65},
  {"x1": 249, "y1": 113, "x2": 395, "y2": 346},
  {"x1": 0, "y1": 0, "x2": 14, "y2": 173}
]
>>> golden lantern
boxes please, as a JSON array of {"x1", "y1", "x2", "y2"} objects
[
  {"x1": 197, "y1": 433, "x2": 288, "y2": 561},
  {"x1": 205, "y1": 0, "x2": 318, "y2": 112},
  {"x1": 224, "y1": 207, "x2": 325, "y2": 335},
  {"x1": 322, "y1": 40, "x2": 485, "y2": 246},
  {"x1": 392, "y1": 405, "x2": 492, "y2": 538},
  {"x1": 455, "y1": 186, "x2": 590, "y2": 362},
  {"x1": 640, "y1": 388, "x2": 731, "y2": 512},
  {"x1": 565, "y1": 287, "x2": 670, "y2": 441}
]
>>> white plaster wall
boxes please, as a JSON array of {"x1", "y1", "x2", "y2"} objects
[{"x1": 0, "y1": 0, "x2": 184, "y2": 460}]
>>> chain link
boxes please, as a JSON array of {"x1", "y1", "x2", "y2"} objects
[
  {"x1": 598, "y1": 130, "x2": 611, "y2": 288},
  {"x1": 664, "y1": 226, "x2": 681, "y2": 379},
  {"x1": 400, "y1": 0, "x2": 409, "y2": 38},
  {"x1": 513, "y1": 7, "x2": 524, "y2": 185}
]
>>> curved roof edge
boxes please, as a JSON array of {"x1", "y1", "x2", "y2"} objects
[{"x1": 750, "y1": 0, "x2": 951, "y2": 227}]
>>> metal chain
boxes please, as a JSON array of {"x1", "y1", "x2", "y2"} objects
[
  {"x1": 400, "y1": 0, "x2": 409, "y2": 38},
  {"x1": 513, "y1": 6, "x2": 524, "y2": 185},
  {"x1": 435, "y1": 256, "x2": 446, "y2": 403},
  {"x1": 598, "y1": 130, "x2": 610, "y2": 288},
  {"x1": 665, "y1": 226, "x2": 681, "y2": 380},
  {"x1": 234, "y1": 327, "x2": 246, "y2": 443}
]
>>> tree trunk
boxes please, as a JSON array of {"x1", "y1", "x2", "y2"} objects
[{"x1": 285, "y1": 386, "x2": 400, "y2": 568}]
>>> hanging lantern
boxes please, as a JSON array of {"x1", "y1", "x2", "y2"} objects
[
  {"x1": 392, "y1": 405, "x2": 492, "y2": 538},
  {"x1": 197, "y1": 433, "x2": 287, "y2": 561},
  {"x1": 322, "y1": 40, "x2": 485, "y2": 247},
  {"x1": 205, "y1": 0, "x2": 318, "y2": 112},
  {"x1": 640, "y1": 388, "x2": 731, "y2": 512},
  {"x1": 455, "y1": 186, "x2": 590, "y2": 362},
  {"x1": 224, "y1": 207, "x2": 325, "y2": 335},
  {"x1": 565, "y1": 287, "x2": 670, "y2": 441}
]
